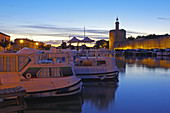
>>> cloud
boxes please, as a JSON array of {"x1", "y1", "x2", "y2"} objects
[
  {"x1": 1, "y1": 23, "x2": 148, "y2": 42},
  {"x1": 127, "y1": 31, "x2": 147, "y2": 35},
  {"x1": 157, "y1": 18, "x2": 170, "y2": 21},
  {"x1": 30, "y1": 33, "x2": 69, "y2": 37},
  {"x1": 20, "y1": 24, "x2": 147, "y2": 37},
  {"x1": 43, "y1": 40, "x2": 62, "y2": 45},
  {"x1": 92, "y1": 37, "x2": 109, "y2": 40},
  {"x1": 20, "y1": 25, "x2": 83, "y2": 32},
  {"x1": 17, "y1": 24, "x2": 111, "y2": 40},
  {"x1": 86, "y1": 30, "x2": 108, "y2": 34},
  {"x1": 20, "y1": 24, "x2": 108, "y2": 35}
]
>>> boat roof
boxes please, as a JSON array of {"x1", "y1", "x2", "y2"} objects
[{"x1": 16, "y1": 47, "x2": 42, "y2": 54}]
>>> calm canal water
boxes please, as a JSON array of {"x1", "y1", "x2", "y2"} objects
[{"x1": 25, "y1": 56, "x2": 170, "y2": 113}]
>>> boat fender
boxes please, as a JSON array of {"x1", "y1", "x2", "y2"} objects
[
  {"x1": 86, "y1": 56, "x2": 89, "y2": 61},
  {"x1": 100, "y1": 75, "x2": 106, "y2": 80},
  {"x1": 26, "y1": 73, "x2": 32, "y2": 79}
]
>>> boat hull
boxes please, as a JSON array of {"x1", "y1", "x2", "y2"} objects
[
  {"x1": 26, "y1": 79, "x2": 83, "y2": 98},
  {"x1": 76, "y1": 71, "x2": 119, "y2": 81},
  {"x1": 1, "y1": 77, "x2": 83, "y2": 98},
  {"x1": 74, "y1": 57, "x2": 119, "y2": 81}
]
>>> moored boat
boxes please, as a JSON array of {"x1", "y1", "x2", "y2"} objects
[
  {"x1": 39, "y1": 48, "x2": 119, "y2": 81},
  {"x1": 74, "y1": 49, "x2": 119, "y2": 81},
  {"x1": 0, "y1": 48, "x2": 83, "y2": 98}
]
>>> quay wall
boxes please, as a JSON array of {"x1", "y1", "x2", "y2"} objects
[{"x1": 114, "y1": 37, "x2": 170, "y2": 50}]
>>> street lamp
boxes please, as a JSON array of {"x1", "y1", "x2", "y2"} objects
[
  {"x1": 20, "y1": 40, "x2": 24, "y2": 49},
  {"x1": 35, "y1": 42, "x2": 39, "y2": 49},
  {"x1": 35, "y1": 42, "x2": 39, "y2": 46},
  {"x1": 20, "y1": 40, "x2": 23, "y2": 43}
]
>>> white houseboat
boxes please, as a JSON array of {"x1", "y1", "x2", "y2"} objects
[
  {"x1": 74, "y1": 49, "x2": 119, "y2": 81},
  {"x1": 41, "y1": 48, "x2": 119, "y2": 81},
  {"x1": 0, "y1": 48, "x2": 82, "y2": 98}
]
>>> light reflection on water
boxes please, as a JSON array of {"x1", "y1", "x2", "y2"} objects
[
  {"x1": 112, "y1": 56, "x2": 170, "y2": 113},
  {"x1": 25, "y1": 56, "x2": 170, "y2": 113}
]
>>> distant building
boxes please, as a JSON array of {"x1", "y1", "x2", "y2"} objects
[
  {"x1": 13, "y1": 38, "x2": 45, "y2": 50},
  {"x1": 115, "y1": 36, "x2": 170, "y2": 50},
  {"x1": 0, "y1": 32, "x2": 10, "y2": 42},
  {"x1": 109, "y1": 18, "x2": 170, "y2": 50},
  {"x1": 109, "y1": 18, "x2": 126, "y2": 50},
  {"x1": 0, "y1": 32, "x2": 10, "y2": 52}
]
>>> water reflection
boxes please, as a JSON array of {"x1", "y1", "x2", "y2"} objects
[
  {"x1": 83, "y1": 82, "x2": 118, "y2": 110},
  {"x1": 24, "y1": 82, "x2": 118, "y2": 113},
  {"x1": 116, "y1": 56, "x2": 170, "y2": 70},
  {"x1": 25, "y1": 95, "x2": 83, "y2": 113},
  {"x1": 21, "y1": 56, "x2": 170, "y2": 113},
  {"x1": 113, "y1": 56, "x2": 170, "y2": 113}
]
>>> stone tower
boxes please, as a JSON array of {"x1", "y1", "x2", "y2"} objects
[
  {"x1": 115, "y1": 17, "x2": 119, "y2": 30},
  {"x1": 109, "y1": 18, "x2": 126, "y2": 50}
]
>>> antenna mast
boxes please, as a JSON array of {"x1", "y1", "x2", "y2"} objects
[{"x1": 84, "y1": 27, "x2": 85, "y2": 38}]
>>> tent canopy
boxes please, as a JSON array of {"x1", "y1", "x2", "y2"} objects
[
  {"x1": 82, "y1": 37, "x2": 94, "y2": 43},
  {"x1": 68, "y1": 37, "x2": 81, "y2": 43}
]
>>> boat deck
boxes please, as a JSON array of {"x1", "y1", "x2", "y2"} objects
[{"x1": 0, "y1": 86, "x2": 27, "y2": 113}]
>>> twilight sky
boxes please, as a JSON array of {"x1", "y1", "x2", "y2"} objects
[{"x1": 0, "y1": 0, "x2": 170, "y2": 46}]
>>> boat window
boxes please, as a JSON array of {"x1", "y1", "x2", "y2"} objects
[
  {"x1": 37, "y1": 67, "x2": 60, "y2": 77},
  {"x1": 75, "y1": 61, "x2": 93, "y2": 66},
  {"x1": 62, "y1": 57, "x2": 65, "y2": 62},
  {"x1": 75, "y1": 61, "x2": 83, "y2": 66},
  {"x1": 60, "y1": 67, "x2": 73, "y2": 76},
  {"x1": 80, "y1": 61, "x2": 83, "y2": 65},
  {"x1": 82, "y1": 61, "x2": 92, "y2": 66},
  {"x1": 97, "y1": 60, "x2": 106, "y2": 66}
]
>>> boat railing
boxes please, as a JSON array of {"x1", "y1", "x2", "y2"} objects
[
  {"x1": 77, "y1": 50, "x2": 111, "y2": 58},
  {"x1": 0, "y1": 53, "x2": 33, "y2": 72},
  {"x1": 0, "y1": 52, "x2": 70, "y2": 72},
  {"x1": 18, "y1": 55, "x2": 32, "y2": 71},
  {"x1": 39, "y1": 53, "x2": 70, "y2": 64}
]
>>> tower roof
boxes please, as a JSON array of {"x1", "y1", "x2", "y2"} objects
[{"x1": 116, "y1": 17, "x2": 119, "y2": 22}]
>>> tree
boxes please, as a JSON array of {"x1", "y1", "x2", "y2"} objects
[
  {"x1": 39, "y1": 44, "x2": 51, "y2": 50},
  {"x1": 44, "y1": 44, "x2": 51, "y2": 50},
  {"x1": 136, "y1": 34, "x2": 170, "y2": 40},
  {"x1": 0, "y1": 38, "x2": 9, "y2": 51},
  {"x1": 127, "y1": 36, "x2": 135, "y2": 41},
  {"x1": 94, "y1": 40, "x2": 109, "y2": 49},
  {"x1": 61, "y1": 41, "x2": 66, "y2": 49}
]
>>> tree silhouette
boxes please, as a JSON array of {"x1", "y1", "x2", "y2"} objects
[
  {"x1": 127, "y1": 36, "x2": 135, "y2": 40},
  {"x1": 61, "y1": 41, "x2": 66, "y2": 49},
  {"x1": 0, "y1": 38, "x2": 9, "y2": 50},
  {"x1": 94, "y1": 40, "x2": 109, "y2": 49}
]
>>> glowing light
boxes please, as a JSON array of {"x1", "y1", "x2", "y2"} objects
[
  {"x1": 35, "y1": 42, "x2": 39, "y2": 45},
  {"x1": 20, "y1": 40, "x2": 24, "y2": 43}
]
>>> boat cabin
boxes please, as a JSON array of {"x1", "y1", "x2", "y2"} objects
[
  {"x1": 23, "y1": 66, "x2": 73, "y2": 79},
  {"x1": 75, "y1": 59, "x2": 107, "y2": 66}
]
